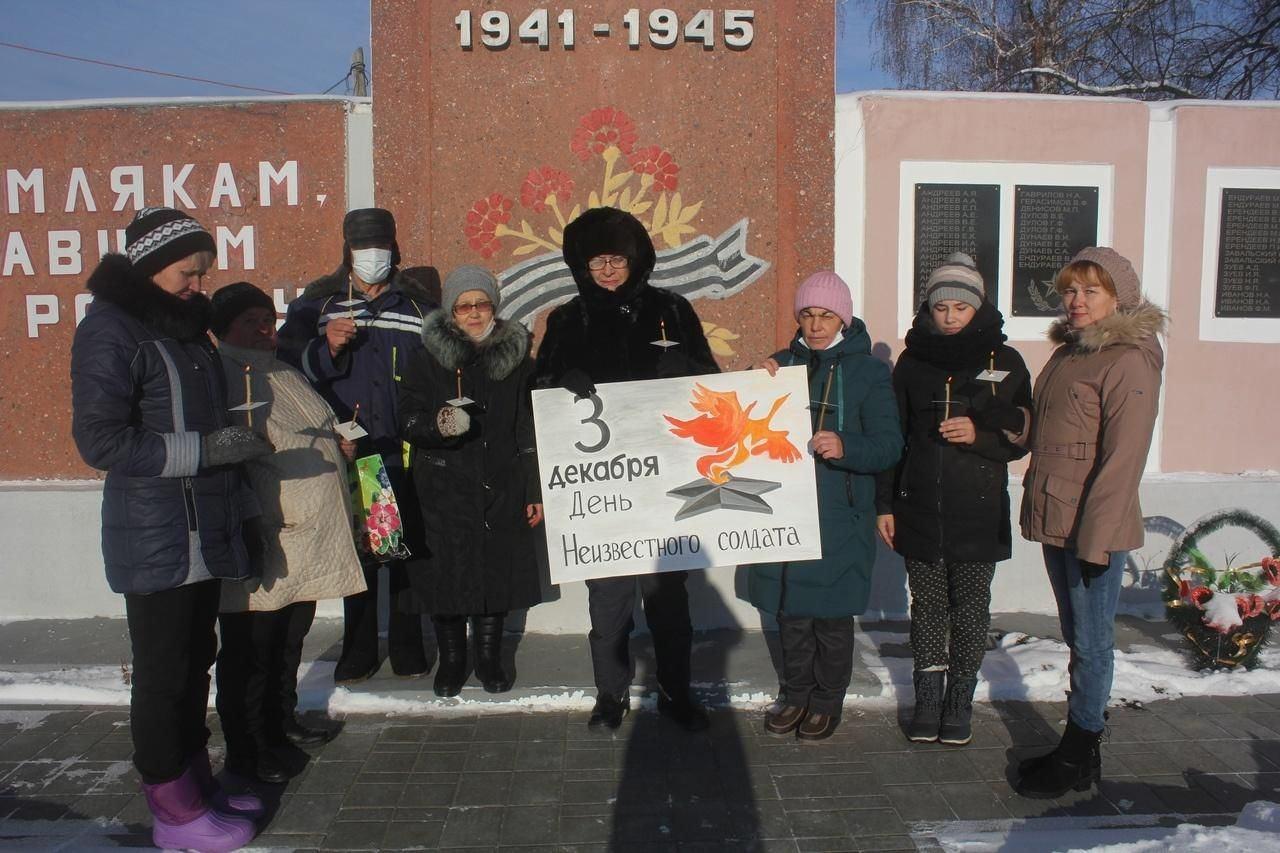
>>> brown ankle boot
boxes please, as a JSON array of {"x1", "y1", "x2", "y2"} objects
[{"x1": 765, "y1": 704, "x2": 806, "y2": 735}]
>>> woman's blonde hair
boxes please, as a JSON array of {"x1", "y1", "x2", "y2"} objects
[{"x1": 1054, "y1": 260, "x2": 1116, "y2": 296}]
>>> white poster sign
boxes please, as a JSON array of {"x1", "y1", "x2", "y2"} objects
[{"x1": 532, "y1": 366, "x2": 822, "y2": 584}]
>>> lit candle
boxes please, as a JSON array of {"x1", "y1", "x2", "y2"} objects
[
  {"x1": 944, "y1": 375, "x2": 952, "y2": 420},
  {"x1": 456, "y1": 368, "x2": 463, "y2": 401},
  {"x1": 660, "y1": 317, "x2": 668, "y2": 343},
  {"x1": 988, "y1": 351, "x2": 997, "y2": 393},
  {"x1": 351, "y1": 402, "x2": 360, "y2": 425},
  {"x1": 243, "y1": 365, "x2": 253, "y2": 429}
]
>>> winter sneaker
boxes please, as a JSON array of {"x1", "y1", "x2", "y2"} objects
[
  {"x1": 143, "y1": 766, "x2": 256, "y2": 853},
  {"x1": 938, "y1": 674, "x2": 978, "y2": 746},
  {"x1": 764, "y1": 704, "x2": 807, "y2": 736},
  {"x1": 797, "y1": 711, "x2": 840, "y2": 741},
  {"x1": 907, "y1": 670, "x2": 945, "y2": 743}
]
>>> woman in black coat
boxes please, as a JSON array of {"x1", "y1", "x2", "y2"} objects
[
  {"x1": 399, "y1": 265, "x2": 543, "y2": 697},
  {"x1": 875, "y1": 254, "x2": 1031, "y2": 747}
]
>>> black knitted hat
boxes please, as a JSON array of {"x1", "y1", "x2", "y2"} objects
[
  {"x1": 125, "y1": 207, "x2": 216, "y2": 279},
  {"x1": 210, "y1": 282, "x2": 275, "y2": 338}
]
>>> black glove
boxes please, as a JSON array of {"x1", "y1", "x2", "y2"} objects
[
  {"x1": 656, "y1": 348, "x2": 691, "y2": 379},
  {"x1": 1079, "y1": 558, "x2": 1110, "y2": 588},
  {"x1": 973, "y1": 396, "x2": 1026, "y2": 434},
  {"x1": 560, "y1": 368, "x2": 596, "y2": 400},
  {"x1": 201, "y1": 426, "x2": 274, "y2": 468},
  {"x1": 241, "y1": 515, "x2": 268, "y2": 578}
]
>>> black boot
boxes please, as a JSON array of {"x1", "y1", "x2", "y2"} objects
[
  {"x1": 1015, "y1": 719, "x2": 1103, "y2": 798},
  {"x1": 334, "y1": 572, "x2": 381, "y2": 684},
  {"x1": 472, "y1": 613, "x2": 513, "y2": 693},
  {"x1": 906, "y1": 670, "x2": 945, "y2": 743},
  {"x1": 389, "y1": 609, "x2": 429, "y2": 677},
  {"x1": 938, "y1": 674, "x2": 978, "y2": 746},
  {"x1": 432, "y1": 616, "x2": 469, "y2": 698}
]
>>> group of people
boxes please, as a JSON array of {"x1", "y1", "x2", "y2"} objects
[{"x1": 70, "y1": 200, "x2": 1163, "y2": 850}]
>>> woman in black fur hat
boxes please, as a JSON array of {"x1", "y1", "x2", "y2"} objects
[
  {"x1": 534, "y1": 207, "x2": 720, "y2": 731},
  {"x1": 399, "y1": 265, "x2": 544, "y2": 696}
]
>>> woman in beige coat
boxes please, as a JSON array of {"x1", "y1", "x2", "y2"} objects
[
  {"x1": 210, "y1": 283, "x2": 367, "y2": 784},
  {"x1": 1015, "y1": 248, "x2": 1165, "y2": 799}
]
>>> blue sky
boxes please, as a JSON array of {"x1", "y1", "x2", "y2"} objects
[{"x1": 0, "y1": 1, "x2": 890, "y2": 100}]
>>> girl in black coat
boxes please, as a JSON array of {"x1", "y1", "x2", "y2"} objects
[
  {"x1": 399, "y1": 266, "x2": 543, "y2": 697},
  {"x1": 874, "y1": 254, "x2": 1031, "y2": 747}
]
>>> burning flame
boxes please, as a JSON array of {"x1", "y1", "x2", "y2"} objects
[{"x1": 664, "y1": 385, "x2": 802, "y2": 484}]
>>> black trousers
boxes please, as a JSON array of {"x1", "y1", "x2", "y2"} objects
[
  {"x1": 339, "y1": 563, "x2": 425, "y2": 671},
  {"x1": 216, "y1": 601, "x2": 316, "y2": 760},
  {"x1": 586, "y1": 572, "x2": 692, "y2": 701},
  {"x1": 123, "y1": 579, "x2": 221, "y2": 784},
  {"x1": 776, "y1": 613, "x2": 856, "y2": 717}
]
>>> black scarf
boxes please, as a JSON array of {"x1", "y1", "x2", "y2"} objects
[{"x1": 902, "y1": 301, "x2": 1007, "y2": 371}]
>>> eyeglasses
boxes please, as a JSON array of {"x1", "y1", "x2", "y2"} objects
[
  {"x1": 453, "y1": 300, "x2": 494, "y2": 317},
  {"x1": 587, "y1": 255, "x2": 629, "y2": 271},
  {"x1": 798, "y1": 309, "x2": 840, "y2": 323}
]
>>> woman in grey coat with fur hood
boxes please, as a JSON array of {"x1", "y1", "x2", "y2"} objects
[
  {"x1": 1015, "y1": 247, "x2": 1165, "y2": 799},
  {"x1": 398, "y1": 266, "x2": 544, "y2": 698}
]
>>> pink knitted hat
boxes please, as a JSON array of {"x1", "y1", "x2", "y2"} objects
[{"x1": 794, "y1": 271, "x2": 853, "y2": 328}]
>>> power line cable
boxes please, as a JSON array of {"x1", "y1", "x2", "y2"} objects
[
  {"x1": 321, "y1": 73, "x2": 351, "y2": 95},
  {"x1": 0, "y1": 40, "x2": 295, "y2": 96}
]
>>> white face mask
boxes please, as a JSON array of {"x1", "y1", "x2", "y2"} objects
[{"x1": 351, "y1": 247, "x2": 392, "y2": 285}]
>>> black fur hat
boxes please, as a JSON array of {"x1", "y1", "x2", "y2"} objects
[{"x1": 561, "y1": 207, "x2": 656, "y2": 298}]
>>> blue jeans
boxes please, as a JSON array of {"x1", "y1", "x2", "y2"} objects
[{"x1": 1042, "y1": 545, "x2": 1128, "y2": 733}]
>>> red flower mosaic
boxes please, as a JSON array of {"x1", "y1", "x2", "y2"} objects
[
  {"x1": 520, "y1": 166, "x2": 575, "y2": 213},
  {"x1": 628, "y1": 145, "x2": 679, "y2": 192},
  {"x1": 464, "y1": 193, "x2": 513, "y2": 259},
  {"x1": 570, "y1": 107, "x2": 638, "y2": 161}
]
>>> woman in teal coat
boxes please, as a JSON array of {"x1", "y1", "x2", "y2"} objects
[{"x1": 749, "y1": 271, "x2": 902, "y2": 740}]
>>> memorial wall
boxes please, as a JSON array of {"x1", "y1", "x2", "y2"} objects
[{"x1": 0, "y1": 98, "x2": 359, "y2": 477}]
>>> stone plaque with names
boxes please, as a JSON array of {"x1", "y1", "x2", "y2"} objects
[
  {"x1": 1012, "y1": 185, "x2": 1098, "y2": 317},
  {"x1": 912, "y1": 184, "x2": 1000, "y2": 307},
  {"x1": 1216, "y1": 188, "x2": 1280, "y2": 319}
]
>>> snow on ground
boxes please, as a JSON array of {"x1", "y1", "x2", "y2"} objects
[
  {"x1": 919, "y1": 800, "x2": 1280, "y2": 852},
  {"x1": 2, "y1": 631, "x2": 1280, "y2": 716}
]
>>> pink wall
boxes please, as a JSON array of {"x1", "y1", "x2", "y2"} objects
[
  {"x1": 1164, "y1": 106, "x2": 1280, "y2": 472},
  {"x1": 858, "y1": 94, "x2": 1150, "y2": 376},
  {"x1": 854, "y1": 94, "x2": 1279, "y2": 474}
]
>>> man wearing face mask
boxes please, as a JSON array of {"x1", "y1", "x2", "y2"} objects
[{"x1": 278, "y1": 208, "x2": 436, "y2": 683}]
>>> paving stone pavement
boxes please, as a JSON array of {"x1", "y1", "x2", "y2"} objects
[{"x1": 3, "y1": 692, "x2": 1280, "y2": 851}]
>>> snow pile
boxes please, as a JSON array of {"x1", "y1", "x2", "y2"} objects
[
  {"x1": 924, "y1": 800, "x2": 1280, "y2": 852},
  {"x1": 2, "y1": 631, "x2": 1280, "y2": 715}
]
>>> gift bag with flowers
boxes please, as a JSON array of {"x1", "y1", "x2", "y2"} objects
[
  {"x1": 1162, "y1": 508, "x2": 1280, "y2": 670},
  {"x1": 350, "y1": 454, "x2": 410, "y2": 561}
]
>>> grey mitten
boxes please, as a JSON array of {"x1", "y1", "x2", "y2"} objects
[
  {"x1": 436, "y1": 406, "x2": 471, "y2": 438},
  {"x1": 201, "y1": 426, "x2": 274, "y2": 468}
]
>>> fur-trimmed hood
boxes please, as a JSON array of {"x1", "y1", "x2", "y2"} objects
[
  {"x1": 420, "y1": 309, "x2": 530, "y2": 380},
  {"x1": 1048, "y1": 299, "x2": 1166, "y2": 357},
  {"x1": 301, "y1": 265, "x2": 436, "y2": 304},
  {"x1": 86, "y1": 253, "x2": 211, "y2": 341}
]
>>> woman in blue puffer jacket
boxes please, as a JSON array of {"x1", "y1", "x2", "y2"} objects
[{"x1": 71, "y1": 207, "x2": 273, "y2": 852}]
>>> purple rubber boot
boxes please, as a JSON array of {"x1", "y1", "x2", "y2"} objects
[
  {"x1": 142, "y1": 766, "x2": 256, "y2": 853},
  {"x1": 190, "y1": 749, "x2": 265, "y2": 819}
]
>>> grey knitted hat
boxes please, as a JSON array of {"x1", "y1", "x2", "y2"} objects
[
  {"x1": 1070, "y1": 247, "x2": 1141, "y2": 309},
  {"x1": 925, "y1": 252, "x2": 985, "y2": 310},
  {"x1": 125, "y1": 207, "x2": 216, "y2": 280},
  {"x1": 443, "y1": 265, "x2": 500, "y2": 312}
]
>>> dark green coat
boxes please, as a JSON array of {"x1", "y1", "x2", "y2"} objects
[{"x1": 746, "y1": 322, "x2": 903, "y2": 618}]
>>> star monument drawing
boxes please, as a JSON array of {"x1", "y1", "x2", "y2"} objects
[{"x1": 663, "y1": 385, "x2": 803, "y2": 521}]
